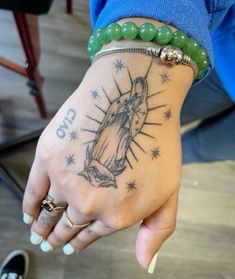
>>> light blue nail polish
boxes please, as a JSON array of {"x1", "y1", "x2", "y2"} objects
[
  {"x1": 30, "y1": 232, "x2": 43, "y2": 245},
  {"x1": 63, "y1": 244, "x2": 75, "y2": 255},
  {"x1": 23, "y1": 213, "x2": 33, "y2": 224},
  {"x1": 40, "y1": 240, "x2": 53, "y2": 252}
]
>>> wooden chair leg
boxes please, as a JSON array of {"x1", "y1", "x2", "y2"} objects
[
  {"x1": 13, "y1": 12, "x2": 48, "y2": 118},
  {"x1": 66, "y1": 0, "x2": 73, "y2": 14}
]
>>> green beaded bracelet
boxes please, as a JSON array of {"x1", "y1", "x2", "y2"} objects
[{"x1": 88, "y1": 21, "x2": 209, "y2": 80}]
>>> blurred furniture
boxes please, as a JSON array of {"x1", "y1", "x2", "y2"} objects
[
  {"x1": 66, "y1": 0, "x2": 73, "y2": 14},
  {"x1": 0, "y1": 1, "x2": 53, "y2": 199}
]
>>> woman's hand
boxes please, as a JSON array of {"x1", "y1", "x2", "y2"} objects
[{"x1": 22, "y1": 51, "x2": 193, "y2": 272}]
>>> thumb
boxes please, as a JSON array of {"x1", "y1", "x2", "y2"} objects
[{"x1": 135, "y1": 191, "x2": 179, "y2": 273}]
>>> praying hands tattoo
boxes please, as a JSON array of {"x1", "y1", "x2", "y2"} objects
[
  {"x1": 56, "y1": 58, "x2": 172, "y2": 190},
  {"x1": 79, "y1": 59, "x2": 171, "y2": 188}
]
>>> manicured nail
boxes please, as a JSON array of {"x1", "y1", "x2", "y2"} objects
[
  {"x1": 23, "y1": 213, "x2": 33, "y2": 224},
  {"x1": 63, "y1": 244, "x2": 75, "y2": 255},
  {"x1": 148, "y1": 252, "x2": 159, "y2": 274},
  {"x1": 30, "y1": 232, "x2": 43, "y2": 245},
  {"x1": 40, "y1": 240, "x2": 53, "y2": 252}
]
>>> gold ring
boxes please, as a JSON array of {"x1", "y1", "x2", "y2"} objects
[
  {"x1": 41, "y1": 196, "x2": 67, "y2": 212},
  {"x1": 64, "y1": 211, "x2": 90, "y2": 230}
]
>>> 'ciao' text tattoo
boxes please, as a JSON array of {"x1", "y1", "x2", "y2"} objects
[
  {"x1": 56, "y1": 108, "x2": 76, "y2": 139},
  {"x1": 78, "y1": 58, "x2": 168, "y2": 189}
]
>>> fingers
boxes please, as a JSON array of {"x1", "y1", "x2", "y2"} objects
[
  {"x1": 135, "y1": 191, "x2": 179, "y2": 273},
  {"x1": 40, "y1": 206, "x2": 92, "y2": 253},
  {"x1": 22, "y1": 161, "x2": 50, "y2": 224},
  {"x1": 30, "y1": 196, "x2": 67, "y2": 245},
  {"x1": 64, "y1": 220, "x2": 109, "y2": 255}
]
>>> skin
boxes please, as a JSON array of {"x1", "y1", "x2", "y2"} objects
[{"x1": 23, "y1": 18, "x2": 194, "y2": 270}]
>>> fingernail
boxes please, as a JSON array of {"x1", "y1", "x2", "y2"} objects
[
  {"x1": 23, "y1": 213, "x2": 33, "y2": 224},
  {"x1": 148, "y1": 251, "x2": 159, "y2": 274},
  {"x1": 40, "y1": 240, "x2": 53, "y2": 252},
  {"x1": 63, "y1": 244, "x2": 75, "y2": 255},
  {"x1": 30, "y1": 232, "x2": 43, "y2": 245}
]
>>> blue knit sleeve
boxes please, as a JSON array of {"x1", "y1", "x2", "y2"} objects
[{"x1": 90, "y1": 0, "x2": 214, "y2": 69}]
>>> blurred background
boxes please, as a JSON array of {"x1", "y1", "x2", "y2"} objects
[{"x1": 0, "y1": 0, "x2": 234, "y2": 278}]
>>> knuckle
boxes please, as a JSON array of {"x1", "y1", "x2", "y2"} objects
[
  {"x1": 36, "y1": 136, "x2": 54, "y2": 163},
  {"x1": 160, "y1": 224, "x2": 176, "y2": 240},
  {"x1": 83, "y1": 226, "x2": 100, "y2": 237},
  {"x1": 23, "y1": 198, "x2": 39, "y2": 216},
  {"x1": 49, "y1": 233, "x2": 65, "y2": 247},
  {"x1": 109, "y1": 215, "x2": 132, "y2": 231},
  {"x1": 79, "y1": 202, "x2": 95, "y2": 217},
  {"x1": 72, "y1": 236, "x2": 86, "y2": 250},
  {"x1": 26, "y1": 183, "x2": 45, "y2": 201}
]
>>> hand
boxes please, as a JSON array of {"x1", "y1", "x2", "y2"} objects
[{"x1": 23, "y1": 51, "x2": 193, "y2": 272}]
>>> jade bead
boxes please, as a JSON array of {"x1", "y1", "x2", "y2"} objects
[
  {"x1": 106, "y1": 23, "x2": 122, "y2": 40},
  {"x1": 88, "y1": 36, "x2": 102, "y2": 53},
  {"x1": 139, "y1": 23, "x2": 156, "y2": 41},
  {"x1": 193, "y1": 47, "x2": 208, "y2": 64},
  {"x1": 121, "y1": 21, "x2": 138, "y2": 40},
  {"x1": 195, "y1": 70, "x2": 205, "y2": 80},
  {"x1": 87, "y1": 45, "x2": 96, "y2": 56},
  {"x1": 185, "y1": 38, "x2": 200, "y2": 56},
  {"x1": 199, "y1": 59, "x2": 209, "y2": 70},
  {"x1": 155, "y1": 25, "x2": 173, "y2": 44},
  {"x1": 95, "y1": 28, "x2": 110, "y2": 44},
  {"x1": 170, "y1": 31, "x2": 187, "y2": 48}
]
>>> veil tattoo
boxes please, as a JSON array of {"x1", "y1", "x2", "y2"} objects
[{"x1": 79, "y1": 58, "x2": 167, "y2": 188}]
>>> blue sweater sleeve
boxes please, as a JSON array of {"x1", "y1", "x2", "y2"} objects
[{"x1": 90, "y1": 0, "x2": 214, "y2": 68}]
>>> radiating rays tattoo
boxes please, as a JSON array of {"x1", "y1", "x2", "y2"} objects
[
  {"x1": 160, "y1": 72, "x2": 170, "y2": 84},
  {"x1": 113, "y1": 59, "x2": 125, "y2": 72},
  {"x1": 91, "y1": 90, "x2": 99, "y2": 99},
  {"x1": 151, "y1": 147, "x2": 160, "y2": 159},
  {"x1": 78, "y1": 58, "x2": 166, "y2": 188},
  {"x1": 164, "y1": 109, "x2": 172, "y2": 120},
  {"x1": 127, "y1": 181, "x2": 137, "y2": 192},
  {"x1": 65, "y1": 154, "x2": 75, "y2": 166},
  {"x1": 69, "y1": 130, "x2": 78, "y2": 141}
]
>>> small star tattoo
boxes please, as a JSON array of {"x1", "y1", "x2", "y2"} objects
[
  {"x1": 151, "y1": 147, "x2": 160, "y2": 160},
  {"x1": 69, "y1": 130, "x2": 78, "y2": 141},
  {"x1": 159, "y1": 72, "x2": 170, "y2": 84},
  {"x1": 127, "y1": 181, "x2": 137, "y2": 192},
  {"x1": 113, "y1": 59, "x2": 125, "y2": 72},
  {"x1": 91, "y1": 90, "x2": 99, "y2": 99},
  {"x1": 164, "y1": 109, "x2": 172, "y2": 120},
  {"x1": 65, "y1": 154, "x2": 75, "y2": 166}
]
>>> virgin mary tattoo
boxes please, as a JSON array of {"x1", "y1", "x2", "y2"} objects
[{"x1": 79, "y1": 59, "x2": 166, "y2": 188}]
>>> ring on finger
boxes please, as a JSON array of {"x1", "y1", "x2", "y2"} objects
[
  {"x1": 41, "y1": 195, "x2": 67, "y2": 212},
  {"x1": 38, "y1": 196, "x2": 67, "y2": 228},
  {"x1": 64, "y1": 211, "x2": 91, "y2": 231}
]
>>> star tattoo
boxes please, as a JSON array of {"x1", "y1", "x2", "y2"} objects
[
  {"x1": 164, "y1": 109, "x2": 172, "y2": 120},
  {"x1": 127, "y1": 181, "x2": 137, "y2": 192},
  {"x1": 91, "y1": 90, "x2": 99, "y2": 99},
  {"x1": 151, "y1": 147, "x2": 160, "y2": 160},
  {"x1": 65, "y1": 154, "x2": 75, "y2": 166},
  {"x1": 69, "y1": 130, "x2": 78, "y2": 141},
  {"x1": 159, "y1": 72, "x2": 170, "y2": 84},
  {"x1": 113, "y1": 59, "x2": 125, "y2": 73}
]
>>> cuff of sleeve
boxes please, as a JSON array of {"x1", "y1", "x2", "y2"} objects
[{"x1": 92, "y1": 0, "x2": 214, "y2": 73}]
